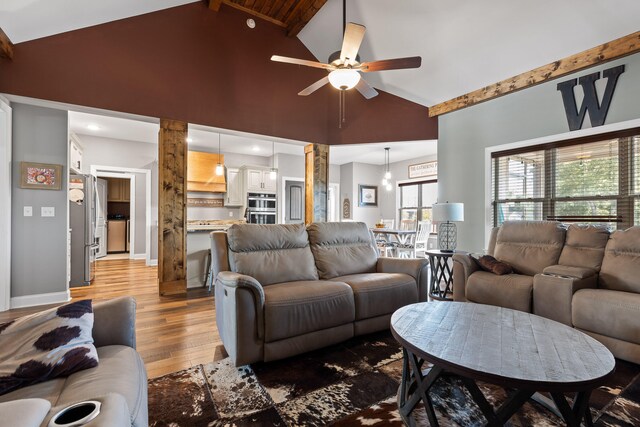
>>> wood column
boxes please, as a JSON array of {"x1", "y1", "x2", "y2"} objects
[
  {"x1": 304, "y1": 143, "x2": 329, "y2": 224},
  {"x1": 0, "y1": 27, "x2": 14, "y2": 59},
  {"x1": 158, "y1": 119, "x2": 188, "y2": 296}
]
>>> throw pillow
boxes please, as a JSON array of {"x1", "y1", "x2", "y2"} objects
[
  {"x1": 473, "y1": 255, "x2": 513, "y2": 275},
  {"x1": 0, "y1": 299, "x2": 99, "y2": 396}
]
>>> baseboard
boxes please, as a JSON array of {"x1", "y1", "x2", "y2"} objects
[
  {"x1": 11, "y1": 290, "x2": 71, "y2": 309},
  {"x1": 147, "y1": 259, "x2": 158, "y2": 266},
  {"x1": 131, "y1": 253, "x2": 146, "y2": 260}
]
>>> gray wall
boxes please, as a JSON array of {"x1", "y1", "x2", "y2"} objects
[
  {"x1": 11, "y1": 103, "x2": 68, "y2": 298},
  {"x1": 438, "y1": 53, "x2": 640, "y2": 252},
  {"x1": 77, "y1": 134, "x2": 154, "y2": 257}
]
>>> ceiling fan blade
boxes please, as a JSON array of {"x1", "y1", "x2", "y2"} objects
[
  {"x1": 271, "y1": 55, "x2": 334, "y2": 71},
  {"x1": 360, "y1": 56, "x2": 422, "y2": 72},
  {"x1": 340, "y1": 23, "x2": 366, "y2": 65},
  {"x1": 355, "y1": 78, "x2": 378, "y2": 99},
  {"x1": 298, "y1": 76, "x2": 330, "y2": 96}
]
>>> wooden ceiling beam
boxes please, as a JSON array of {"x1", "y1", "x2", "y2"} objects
[
  {"x1": 286, "y1": 0, "x2": 327, "y2": 37},
  {"x1": 0, "y1": 27, "x2": 14, "y2": 60},
  {"x1": 429, "y1": 30, "x2": 640, "y2": 117},
  {"x1": 220, "y1": 0, "x2": 287, "y2": 27},
  {"x1": 209, "y1": 0, "x2": 222, "y2": 11}
]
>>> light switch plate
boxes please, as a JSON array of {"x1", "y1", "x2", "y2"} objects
[
  {"x1": 24, "y1": 206, "x2": 33, "y2": 217},
  {"x1": 228, "y1": 211, "x2": 233, "y2": 217},
  {"x1": 41, "y1": 207, "x2": 55, "y2": 217}
]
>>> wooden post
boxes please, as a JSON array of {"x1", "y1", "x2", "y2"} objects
[
  {"x1": 304, "y1": 143, "x2": 329, "y2": 224},
  {"x1": 158, "y1": 119, "x2": 188, "y2": 296}
]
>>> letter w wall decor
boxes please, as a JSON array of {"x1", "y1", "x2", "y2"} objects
[{"x1": 557, "y1": 65, "x2": 625, "y2": 131}]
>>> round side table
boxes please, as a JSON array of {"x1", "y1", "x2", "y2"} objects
[{"x1": 426, "y1": 249, "x2": 455, "y2": 300}]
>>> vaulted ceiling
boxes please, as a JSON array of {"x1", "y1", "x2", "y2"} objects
[{"x1": 1, "y1": 0, "x2": 639, "y2": 109}]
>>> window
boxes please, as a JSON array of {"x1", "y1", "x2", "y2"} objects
[
  {"x1": 491, "y1": 129, "x2": 640, "y2": 230},
  {"x1": 399, "y1": 180, "x2": 437, "y2": 229}
]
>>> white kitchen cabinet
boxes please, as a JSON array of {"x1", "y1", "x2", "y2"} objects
[
  {"x1": 69, "y1": 137, "x2": 83, "y2": 173},
  {"x1": 226, "y1": 168, "x2": 243, "y2": 206},
  {"x1": 245, "y1": 168, "x2": 276, "y2": 193}
]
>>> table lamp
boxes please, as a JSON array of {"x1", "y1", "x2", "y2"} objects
[{"x1": 432, "y1": 202, "x2": 464, "y2": 252}]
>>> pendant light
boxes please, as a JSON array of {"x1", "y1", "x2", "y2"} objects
[
  {"x1": 269, "y1": 141, "x2": 277, "y2": 180},
  {"x1": 215, "y1": 134, "x2": 224, "y2": 176},
  {"x1": 382, "y1": 147, "x2": 392, "y2": 191}
]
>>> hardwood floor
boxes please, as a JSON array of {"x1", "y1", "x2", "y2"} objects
[{"x1": 0, "y1": 259, "x2": 226, "y2": 379}]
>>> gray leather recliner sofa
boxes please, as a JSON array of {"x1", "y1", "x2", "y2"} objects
[
  {"x1": 453, "y1": 221, "x2": 640, "y2": 364},
  {"x1": 0, "y1": 297, "x2": 148, "y2": 427},
  {"x1": 211, "y1": 222, "x2": 429, "y2": 366}
]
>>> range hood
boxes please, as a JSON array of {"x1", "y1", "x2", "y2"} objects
[{"x1": 187, "y1": 150, "x2": 226, "y2": 193}]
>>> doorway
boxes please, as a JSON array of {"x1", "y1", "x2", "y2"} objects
[
  {"x1": 104, "y1": 176, "x2": 132, "y2": 258},
  {"x1": 283, "y1": 178, "x2": 305, "y2": 224},
  {"x1": 0, "y1": 98, "x2": 11, "y2": 311}
]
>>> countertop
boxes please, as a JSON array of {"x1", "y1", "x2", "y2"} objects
[{"x1": 187, "y1": 219, "x2": 246, "y2": 232}]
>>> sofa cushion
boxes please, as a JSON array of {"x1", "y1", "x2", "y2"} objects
[
  {"x1": 466, "y1": 271, "x2": 533, "y2": 312},
  {"x1": 0, "y1": 346, "x2": 147, "y2": 427},
  {"x1": 599, "y1": 227, "x2": 640, "y2": 293},
  {"x1": 542, "y1": 265, "x2": 597, "y2": 279},
  {"x1": 573, "y1": 289, "x2": 640, "y2": 344},
  {"x1": 493, "y1": 221, "x2": 565, "y2": 276},
  {"x1": 227, "y1": 224, "x2": 319, "y2": 286},
  {"x1": 307, "y1": 222, "x2": 378, "y2": 280},
  {"x1": 0, "y1": 300, "x2": 99, "y2": 396},
  {"x1": 558, "y1": 224, "x2": 610, "y2": 271},
  {"x1": 263, "y1": 281, "x2": 355, "y2": 342},
  {"x1": 332, "y1": 273, "x2": 418, "y2": 320}
]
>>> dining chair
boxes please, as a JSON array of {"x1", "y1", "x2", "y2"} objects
[
  {"x1": 396, "y1": 219, "x2": 418, "y2": 258},
  {"x1": 376, "y1": 219, "x2": 396, "y2": 257},
  {"x1": 382, "y1": 219, "x2": 395, "y2": 229},
  {"x1": 413, "y1": 220, "x2": 431, "y2": 258}
]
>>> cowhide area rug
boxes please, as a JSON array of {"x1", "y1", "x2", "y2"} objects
[{"x1": 148, "y1": 331, "x2": 640, "y2": 426}]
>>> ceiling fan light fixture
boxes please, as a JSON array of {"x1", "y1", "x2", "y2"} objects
[{"x1": 328, "y1": 69, "x2": 360, "y2": 91}]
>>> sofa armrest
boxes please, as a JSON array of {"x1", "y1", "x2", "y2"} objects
[
  {"x1": 92, "y1": 297, "x2": 137, "y2": 349},
  {"x1": 215, "y1": 271, "x2": 265, "y2": 366},
  {"x1": 542, "y1": 265, "x2": 597, "y2": 279},
  {"x1": 0, "y1": 398, "x2": 51, "y2": 427},
  {"x1": 376, "y1": 257, "x2": 430, "y2": 302},
  {"x1": 533, "y1": 273, "x2": 598, "y2": 326},
  {"x1": 452, "y1": 253, "x2": 479, "y2": 302}
]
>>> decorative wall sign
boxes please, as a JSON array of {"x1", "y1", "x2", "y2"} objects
[
  {"x1": 557, "y1": 64, "x2": 625, "y2": 131},
  {"x1": 408, "y1": 161, "x2": 438, "y2": 179},
  {"x1": 342, "y1": 198, "x2": 351, "y2": 219},
  {"x1": 359, "y1": 185, "x2": 378, "y2": 207},
  {"x1": 187, "y1": 198, "x2": 224, "y2": 207},
  {"x1": 20, "y1": 162, "x2": 62, "y2": 190}
]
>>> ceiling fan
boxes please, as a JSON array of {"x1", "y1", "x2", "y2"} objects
[{"x1": 270, "y1": 1, "x2": 422, "y2": 100}]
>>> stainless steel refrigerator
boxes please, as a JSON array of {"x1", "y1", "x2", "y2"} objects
[{"x1": 69, "y1": 174, "x2": 98, "y2": 287}]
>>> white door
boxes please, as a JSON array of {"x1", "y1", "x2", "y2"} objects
[
  {"x1": 96, "y1": 178, "x2": 108, "y2": 258},
  {"x1": 0, "y1": 99, "x2": 11, "y2": 311},
  {"x1": 226, "y1": 168, "x2": 243, "y2": 206},
  {"x1": 262, "y1": 170, "x2": 277, "y2": 193},
  {"x1": 246, "y1": 169, "x2": 263, "y2": 192}
]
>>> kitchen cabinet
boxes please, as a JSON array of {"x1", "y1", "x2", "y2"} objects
[
  {"x1": 187, "y1": 151, "x2": 226, "y2": 192},
  {"x1": 107, "y1": 178, "x2": 130, "y2": 202},
  {"x1": 226, "y1": 168, "x2": 243, "y2": 206},
  {"x1": 69, "y1": 137, "x2": 83, "y2": 174},
  {"x1": 245, "y1": 168, "x2": 276, "y2": 193}
]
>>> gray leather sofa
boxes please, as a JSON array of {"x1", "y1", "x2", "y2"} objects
[
  {"x1": 211, "y1": 222, "x2": 429, "y2": 366},
  {"x1": 0, "y1": 297, "x2": 148, "y2": 427},
  {"x1": 453, "y1": 221, "x2": 640, "y2": 364}
]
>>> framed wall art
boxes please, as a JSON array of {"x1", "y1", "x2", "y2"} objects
[
  {"x1": 20, "y1": 162, "x2": 63, "y2": 190},
  {"x1": 358, "y1": 185, "x2": 378, "y2": 207}
]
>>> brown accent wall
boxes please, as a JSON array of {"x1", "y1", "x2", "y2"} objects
[{"x1": 0, "y1": 2, "x2": 437, "y2": 144}]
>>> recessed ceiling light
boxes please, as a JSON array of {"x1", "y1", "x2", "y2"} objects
[
  {"x1": 252, "y1": 146, "x2": 260, "y2": 152},
  {"x1": 186, "y1": 137, "x2": 193, "y2": 143},
  {"x1": 87, "y1": 124, "x2": 100, "y2": 131}
]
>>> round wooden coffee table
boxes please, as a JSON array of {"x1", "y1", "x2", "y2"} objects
[{"x1": 390, "y1": 302, "x2": 615, "y2": 427}]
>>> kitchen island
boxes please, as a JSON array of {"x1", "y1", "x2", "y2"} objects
[{"x1": 186, "y1": 219, "x2": 245, "y2": 288}]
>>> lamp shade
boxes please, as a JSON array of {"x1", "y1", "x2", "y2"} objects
[
  {"x1": 328, "y1": 69, "x2": 361, "y2": 90},
  {"x1": 432, "y1": 202, "x2": 464, "y2": 222}
]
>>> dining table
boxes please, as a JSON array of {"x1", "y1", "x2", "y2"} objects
[{"x1": 370, "y1": 227, "x2": 416, "y2": 245}]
